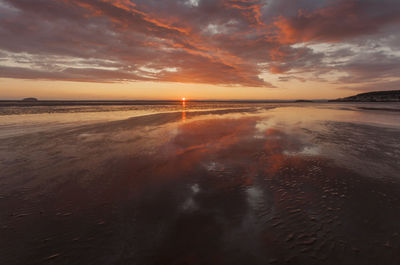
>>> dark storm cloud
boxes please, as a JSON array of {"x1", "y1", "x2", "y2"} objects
[{"x1": 0, "y1": 0, "x2": 399, "y2": 90}]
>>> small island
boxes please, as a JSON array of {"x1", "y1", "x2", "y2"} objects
[
  {"x1": 22, "y1": 97, "x2": 39, "y2": 102},
  {"x1": 331, "y1": 90, "x2": 400, "y2": 102},
  {"x1": 295, "y1": 100, "x2": 313, "y2": 103}
]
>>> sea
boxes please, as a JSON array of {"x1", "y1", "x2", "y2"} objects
[{"x1": 0, "y1": 101, "x2": 399, "y2": 265}]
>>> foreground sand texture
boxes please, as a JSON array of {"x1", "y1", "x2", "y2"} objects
[{"x1": 0, "y1": 103, "x2": 400, "y2": 265}]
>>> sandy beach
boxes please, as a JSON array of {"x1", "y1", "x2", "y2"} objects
[{"x1": 0, "y1": 102, "x2": 399, "y2": 265}]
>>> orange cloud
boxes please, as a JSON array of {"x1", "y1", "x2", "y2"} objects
[{"x1": 224, "y1": 0, "x2": 265, "y2": 27}]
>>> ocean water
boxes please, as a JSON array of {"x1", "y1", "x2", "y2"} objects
[
  {"x1": 0, "y1": 102, "x2": 268, "y2": 138},
  {"x1": 0, "y1": 102, "x2": 399, "y2": 138},
  {"x1": 0, "y1": 102, "x2": 399, "y2": 265}
]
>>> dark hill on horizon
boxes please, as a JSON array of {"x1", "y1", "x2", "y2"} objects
[{"x1": 331, "y1": 90, "x2": 400, "y2": 102}]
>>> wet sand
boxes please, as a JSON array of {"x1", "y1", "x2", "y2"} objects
[{"x1": 0, "y1": 103, "x2": 400, "y2": 265}]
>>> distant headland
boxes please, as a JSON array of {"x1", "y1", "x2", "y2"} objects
[{"x1": 331, "y1": 90, "x2": 400, "y2": 102}]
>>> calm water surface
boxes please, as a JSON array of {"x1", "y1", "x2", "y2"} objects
[{"x1": 0, "y1": 102, "x2": 399, "y2": 265}]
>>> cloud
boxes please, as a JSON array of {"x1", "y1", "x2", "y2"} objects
[
  {"x1": 0, "y1": 65, "x2": 148, "y2": 82},
  {"x1": 0, "y1": 0, "x2": 399, "y2": 91},
  {"x1": 273, "y1": 0, "x2": 400, "y2": 43},
  {"x1": 339, "y1": 80, "x2": 400, "y2": 92}
]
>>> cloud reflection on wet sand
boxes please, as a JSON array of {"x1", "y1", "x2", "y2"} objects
[{"x1": 0, "y1": 105, "x2": 400, "y2": 265}]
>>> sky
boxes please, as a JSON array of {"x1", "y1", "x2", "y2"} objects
[{"x1": 0, "y1": 0, "x2": 400, "y2": 100}]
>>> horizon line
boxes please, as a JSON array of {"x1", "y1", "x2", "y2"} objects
[{"x1": 0, "y1": 98, "x2": 329, "y2": 102}]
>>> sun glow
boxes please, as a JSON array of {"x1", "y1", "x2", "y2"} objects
[{"x1": 181, "y1": 97, "x2": 186, "y2": 101}]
